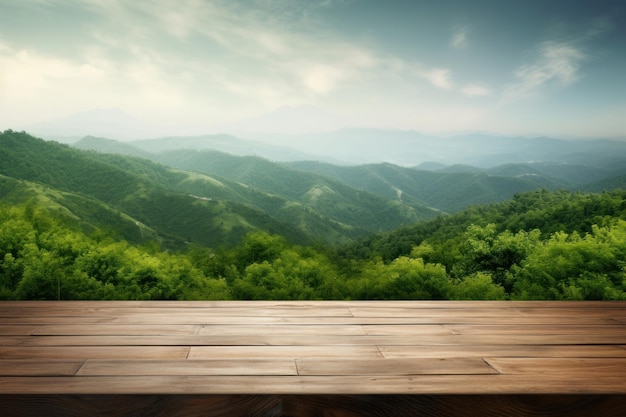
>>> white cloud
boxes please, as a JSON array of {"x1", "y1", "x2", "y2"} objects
[
  {"x1": 461, "y1": 83, "x2": 490, "y2": 96},
  {"x1": 422, "y1": 68, "x2": 453, "y2": 90},
  {"x1": 302, "y1": 65, "x2": 345, "y2": 94},
  {"x1": 450, "y1": 26, "x2": 469, "y2": 49},
  {"x1": 503, "y1": 41, "x2": 585, "y2": 102}
]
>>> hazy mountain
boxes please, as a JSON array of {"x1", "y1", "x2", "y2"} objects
[
  {"x1": 218, "y1": 104, "x2": 348, "y2": 135},
  {"x1": 130, "y1": 134, "x2": 316, "y2": 161},
  {"x1": 76, "y1": 132, "x2": 325, "y2": 162},
  {"x1": 249, "y1": 129, "x2": 626, "y2": 167},
  {"x1": 26, "y1": 108, "x2": 159, "y2": 141},
  {"x1": 74, "y1": 136, "x2": 154, "y2": 159}
]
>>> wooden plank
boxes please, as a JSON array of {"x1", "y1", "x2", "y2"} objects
[
  {"x1": 188, "y1": 345, "x2": 383, "y2": 360},
  {"x1": 348, "y1": 307, "x2": 524, "y2": 318},
  {"x1": 0, "y1": 325, "x2": 39, "y2": 335},
  {"x1": 380, "y1": 344, "x2": 626, "y2": 359},
  {"x1": 0, "y1": 336, "x2": 27, "y2": 346},
  {"x1": 443, "y1": 324, "x2": 626, "y2": 335},
  {"x1": 361, "y1": 324, "x2": 454, "y2": 336},
  {"x1": 0, "y1": 306, "x2": 354, "y2": 317},
  {"x1": 32, "y1": 324, "x2": 201, "y2": 336},
  {"x1": 295, "y1": 358, "x2": 497, "y2": 376},
  {"x1": 0, "y1": 316, "x2": 116, "y2": 325},
  {"x1": 5, "y1": 314, "x2": 617, "y2": 326},
  {"x1": 0, "y1": 346, "x2": 191, "y2": 360},
  {"x1": 513, "y1": 307, "x2": 626, "y2": 317},
  {"x1": 76, "y1": 359, "x2": 298, "y2": 376},
  {"x1": 0, "y1": 360, "x2": 84, "y2": 376},
  {"x1": 1, "y1": 300, "x2": 625, "y2": 400},
  {"x1": 19, "y1": 333, "x2": 626, "y2": 347},
  {"x1": 1, "y1": 374, "x2": 626, "y2": 394},
  {"x1": 486, "y1": 358, "x2": 626, "y2": 376},
  {"x1": 198, "y1": 324, "x2": 367, "y2": 336}
]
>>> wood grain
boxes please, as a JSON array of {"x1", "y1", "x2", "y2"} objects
[{"x1": 1, "y1": 301, "x2": 626, "y2": 415}]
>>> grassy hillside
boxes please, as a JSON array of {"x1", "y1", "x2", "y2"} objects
[
  {"x1": 151, "y1": 150, "x2": 436, "y2": 231},
  {"x1": 0, "y1": 130, "x2": 308, "y2": 247},
  {"x1": 2, "y1": 131, "x2": 438, "y2": 246}
]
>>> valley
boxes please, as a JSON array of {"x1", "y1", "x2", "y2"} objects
[{"x1": 1, "y1": 129, "x2": 625, "y2": 301}]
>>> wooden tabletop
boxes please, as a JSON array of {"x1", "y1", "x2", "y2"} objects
[{"x1": 1, "y1": 300, "x2": 626, "y2": 395}]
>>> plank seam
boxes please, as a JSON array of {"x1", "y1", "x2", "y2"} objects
[
  {"x1": 73, "y1": 360, "x2": 88, "y2": 376},
  {"x1": 375, "y1": 345, "x2": 386, "y2": 359},
  {"x1": 481, "y1": 358, "x2": 501, "y2": 374}
]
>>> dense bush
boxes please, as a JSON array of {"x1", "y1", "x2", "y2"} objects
[{"x1": 2, "y1": 189, "x2": 625, "y2": 300}]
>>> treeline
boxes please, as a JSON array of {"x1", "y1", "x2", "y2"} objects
[{"x1": 1, "y1": 189, "x2": 626, "y2": 300}]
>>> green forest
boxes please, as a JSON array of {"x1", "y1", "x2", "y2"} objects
[
  {"x1": 2, "y1": 189, "x2": 625, "y2": 301},
  {"x1": 2, "y1": 130, "x2": 626, "y2": 301}
]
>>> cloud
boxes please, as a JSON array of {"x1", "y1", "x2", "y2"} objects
[
  {"x1": 422, "y1": 68, "x2": 453, "y2": 90},
  {"x1": 461, "y1": 83, "x2": 490, "y2": 96},
  {"x1": 503, "y1": 41, "x2": 585, "y2": 102},
  {"x1": 450, "y1": 26, "x2": 469, "y2": 49},
  {"x1": 0, "y1": 0, "x2": 387, "y2": 126},
  {"x1": 302, "y1": 65, "x2": 345, "y2": 94}
]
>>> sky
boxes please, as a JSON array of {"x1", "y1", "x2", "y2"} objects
[{"x1": 0, "y1": 0, "x2": 625, "y2": 138}]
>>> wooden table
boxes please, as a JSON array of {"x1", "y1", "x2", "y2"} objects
[{"x1": 1, "y1": 301, "x2": 625, "y2": 416}]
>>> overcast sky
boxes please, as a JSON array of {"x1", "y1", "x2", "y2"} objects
[{"x1": 1, "y1": 0, "x2": 625, "y2": 137}]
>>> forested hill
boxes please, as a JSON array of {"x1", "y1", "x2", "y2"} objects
[
  {"x1": 1, "y1": 189, "x2": 625, "y2": 301},
  {"x1": 76, "y1": 135, "x2": 626, "y2": 214},
  {"x1": 340, "y1": 189, "x2": 626, "y2": 262},
  {"x1": 0, "y1": 130, "x2": 434, "y2": 247},
  {"x1": 285, "y1": 158, "x2": 626, "y2": 213},
  {"x1": 2, "y1": 130, "x2": 626, "y2": 301}
]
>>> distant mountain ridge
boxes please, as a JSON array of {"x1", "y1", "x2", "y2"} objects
[
  {"x1": 74, "y1": 134, "x2": 626, "y2": 214},
  {"x1": 246, "y1": 129, "x2": 626, "y2": 167}
]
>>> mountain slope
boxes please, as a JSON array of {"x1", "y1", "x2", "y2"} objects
[
  {"x1": 0, "y1": 131, "x2": 310, "y2": 247},
  {"x1": 150, "y1": 149, "x2": 438, "y2": 233},
  {"x1": 73, "y1": 135, "x2": 440, "y2": 231},
  {"x1": 285, "y1": 161, "x2": 563, "y2": 213},
  {"x1": 2, "y1": 131, "x2": 441, "y2": 246}
]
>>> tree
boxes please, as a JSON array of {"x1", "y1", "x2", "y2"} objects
[{"x1": 452, "y1": 273, "x2": 507, "y2": 300}]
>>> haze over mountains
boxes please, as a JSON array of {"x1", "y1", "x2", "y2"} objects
[{"x1": 27, "y1": 107, "x2": 626, "y2": 167}]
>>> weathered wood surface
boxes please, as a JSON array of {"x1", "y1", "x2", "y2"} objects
[{"x1": 1, "y1": 301, "x2": 625, "y2": 416}]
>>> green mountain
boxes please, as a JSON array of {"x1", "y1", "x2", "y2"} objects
[
  {"x1": 72, "y1": 135, "x2": 560, "y2": 214},
  {"x1": 340, "y1": 188, "x2": 626, "y2": 263},
  {"x1": 0, "y1": 131, "x2": 310, "y2": 247},
  {"x1": 72, "y1": 134, "x2": 626, "y2": 217},
  {"x1": 285, "y1": 161, "x2": 562, "y2": 213},
  {"x1": 149, "y1": 149, "x2": 436, "y2": 229},
  {"x1": 2, "y1": 131, "x2": 437, "y2": 247}
]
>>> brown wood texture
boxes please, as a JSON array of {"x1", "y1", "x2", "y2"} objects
[{"x1": 1, "y1": 301, "x2": 625, "y2": 415}]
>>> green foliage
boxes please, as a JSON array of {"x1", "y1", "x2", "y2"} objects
[
  {"x1": 452, "y1": 273, "x2": 507, "y2": 300},
  {"x1": 0, "y1": 204, "x2": 229, "y2": 300},
  {"x1": 2, "y1": 130, "x2": 626, "y2": 301}
]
